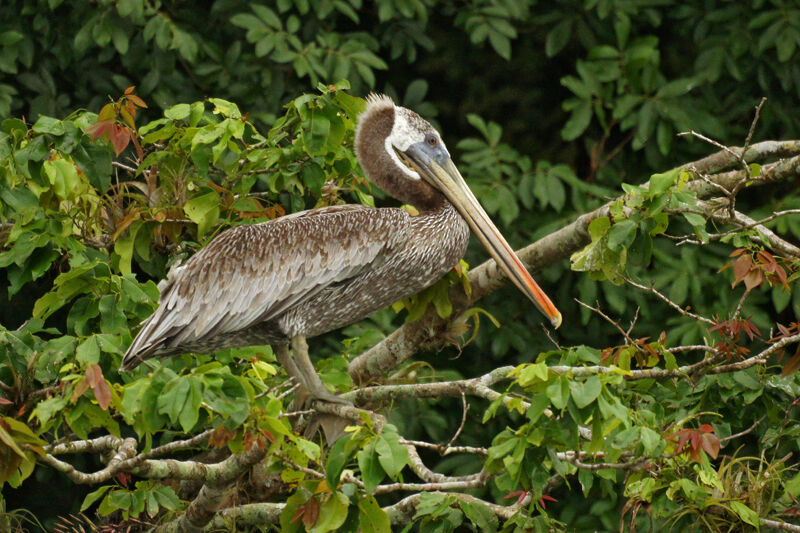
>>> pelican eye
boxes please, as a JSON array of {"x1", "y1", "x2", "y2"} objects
[{"x1": 425, "y1": 134, "x2": 438, "y2": 147}]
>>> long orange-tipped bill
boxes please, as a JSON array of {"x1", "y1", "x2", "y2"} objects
[{"x1": 406, "y1": 152, "x2": 562, "y2": 327}]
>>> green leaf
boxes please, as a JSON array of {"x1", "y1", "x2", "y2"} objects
[
  {"x1": 570, "y1": 376, "x2": 602, "y2": 408},
  {"x1": 184, "y1": 191, "x2": 220, "y2": 239},
  {"x1": 309, "y1": 492, "x2": 349, "y2": 533},
  {"x1": 358, "y1": 496, "x2": 391, "y2": 533},
  {"x1": 326, "y1": 433, "x2": 354, "y2": 489},
  {"x1": 376, "y1": 425, "x2": 408, "y2": 479},
  {"x1": 545, "y1": 18, "x2": 572, "y2": 57},
  {"x1": 357, "y1": 439, "x2": 385, "y2": 494},
  {"x1": 561, "y1": 100, "x2": 592, "y2": 141},
  {"x1": 633, "y1": 101, "x2": 657, "y2": 150},
  {"x1": 164, "y1": 103, "x2": 191, "y2": 120},
  {"x1": 682, "y1": 212, "x2": 708, "y2": 243},
  {"x1": 460, "y1": 500, "x2": 498, "y2": 533},
  {"x1": 639, "y1": 427, "x2": 662, "y2": 456},
  {"x1": 729, "y1": 501, "x2": 759, "y2": 527},
  {"x1": 32, "y1": 116, "x2": 65, "y2": 135},
  {"x1": 607, "y1": 220, "x2": 637, "y2": 251},
  {"x1": 31, "y1": 396, "x2": 68, "y2": 426},
  {"x1": 656, "y1": 77, "x2": 697, "y2": 98},
  {"x1": 648, "y1": 168, "x2": 679, "y2": 197},
  {"x1": 546, "y1": 376, "x2": 570, "y2": 409},
  {"x1": 153, "y1": 485, "x2": 182, "y2": 511},
  {"x1": 588, "y1": 216, "x2": 611, "y2": 241},
  {"x1": 488, "y1": 30, "x2": 511, "y2": 60},
  {"x1": 81, "y1": 485, "x2": 112, "y2": 511},
  {"x1": 525, "y1": 393, "x2": 551, "y2": 424},
  {"x1": 517, "y1": 362, "x2": 549, "y2": 386},
  {"x1": 76, "y1": 336, "x2": 100, "y2": 365},
  {"x1": 158, "y1": 376, "x2": 202, "y2": 432}
]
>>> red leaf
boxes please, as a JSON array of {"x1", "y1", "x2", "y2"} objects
[
  {"x1": 700, "y1": 433, "x2": 720, "y2": 459},
  {"x1": 116, "y1": 471, "x2": 131, "y2": 487},
  {"x1": 127, "y1": 94, "x2": 148, "y2": 108},
  {"x1": 0, "y1": 397, "x2": 12, "y2": 405},
  {"x1": 85, "y1": 363, "x2": 111, "y2": 410},
  {"x1": 539, "y1": 494, "x2": 557, "y2": 509},
  {"x1": 291, "y1": 497, "x2": 319, "y2": 528},
  {"x1": 124, "y1": 85, "x2": 136, "y2": 95},
  {"x1": 782, "y1": 347, "x2": 800, "y2": 377},
  {"x1": 743, "y1": 268, "x2": 763, "y2": 290},
  {"x1": 109, "y1": 124, "x2": 131, "y2": 156},
  {"x1": 757, "y1": 250, "x2": 775, "y2": 265},
  {"x1": 86, "y1": 120, "x2": 113, "y2": 142},
  {"x1": 732, "y1": 254, "x2": 753, "y2": 287},
  {"x1": 208, "y1": 426, "x2": 235, "y2": 449}
]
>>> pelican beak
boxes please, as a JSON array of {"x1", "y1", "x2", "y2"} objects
[{"x1": 399, "y1": 146, "x2": 562, "y2": 328}]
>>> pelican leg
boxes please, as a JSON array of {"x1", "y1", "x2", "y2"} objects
[
  {"x1": 290, "y1": 335, "x2": 351, "y2": 405},
  {"x1": 273, "y1": 343, "x2": 310, "y2": 407}
]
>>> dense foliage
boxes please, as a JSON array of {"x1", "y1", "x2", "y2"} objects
[{"x1": 2, "y1": 1, "x2": 800, "y2": 531}]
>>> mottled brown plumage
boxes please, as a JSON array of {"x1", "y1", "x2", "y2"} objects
[
  {"x1": 122, "y1": 94, "x2": 561, "y2": 414},
  {"x1": 122, "y1": 202, "x2": 467, "y2": 363}
]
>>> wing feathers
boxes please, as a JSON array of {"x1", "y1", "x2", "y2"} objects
[{"x1": 122, "y1": 205, "x2": 409, "y2": 368}]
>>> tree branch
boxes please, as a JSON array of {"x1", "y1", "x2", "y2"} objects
[
  {"x1": 154, "y1": 443, "x2": 267, "y2": 533},
  {"x1": 348, "y1": 145, "x2": 800, "y2": 384}
]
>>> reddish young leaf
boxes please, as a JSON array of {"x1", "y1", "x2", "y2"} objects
[
  {"x1": 86, "y1": 120, "x2": 113, "y2": 142},
  {"x1": 732, "y1": 254, "x2": 753, "y2": 287},
  {"x1": 291, "y1": 496, "x2": 319, "y2": 528},
  {"x1": 116, "y1": 471, "x2": 132, "y2": 487},
  {"x1": 208, "y1": 426, "x2": 236, "y2": 449},
  {"x1": 503, "y1": 490, "x2": 529, "y2": 506},
  {"x1": 743, "y1": 268, "x2": 763, "y2": 290},
  {"x1": 127, "y1": 94, "x2": 148, "y2": 108},
  {"x1": 757, "y1": 250, "x2": 776, "y2": 265},
  {"x1": 124, "y1": 85, "x2": 136, "y2": 95},
  {"x1": 539, "y1": 494, "x2": 557, "y2": 509},
  {"x1": 782, "y1": 347, "x2": 800, "y2": 377},
  {"x1": 700, "y1": 433, "x2": 720, "y2": 459},
  {"x1": 70, "y1": 377, "x2": 90, "y2": 403},
  {"x1": 85, "y1": 363, "x2": 111, "y2": 410},
  {"x1": 109, "y1": 124, "x2": 131, "y2": 156},
  {"x1": 0, "y1": 397, "x2": 12, "y2": 405}
]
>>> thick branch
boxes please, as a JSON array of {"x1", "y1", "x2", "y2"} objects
[
  {"x1": 348, "y1": 145, "x2": 800, "y2": 384},
  {"x1": 154, "y1": 443, "x2": 267, "y2": 533}
]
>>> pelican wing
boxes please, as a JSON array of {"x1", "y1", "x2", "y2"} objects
[{"x1": 122, "y1": 205, "x2": 409, "y2": 367}]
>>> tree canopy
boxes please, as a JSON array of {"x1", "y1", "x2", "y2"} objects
[{"x1": 2, "y1": 1, "x2": 800, "y2": 532}]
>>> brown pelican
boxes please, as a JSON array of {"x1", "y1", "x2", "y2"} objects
[{"x1": 121, "y1": 94, "x2": 562, "y2": 408}]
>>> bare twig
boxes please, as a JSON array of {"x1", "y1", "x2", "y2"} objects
[
  {"x1": 111, "y1": 160, "x2": 138, "y2": 174},
  {"x1": 575, "y1": 299, "x2": 636, "y2": 345},
  {"x1": 623, "y1": 276, "x2": 715, "y2": 325},
  {"x1": 274, "y1": 452, "x2": 324, "y2": 479},
  {"x1": 720, "y1": 416, "x2": 766, "y2": 444},
  {"x1": 744, "y1": 98, "x2": 768, "y2": 152},
  {"x1": 760, "y1": 518, "x2": 800, "y2": 532},
  {"x1": 399, "y1": 438, "x2": 488, "y2": 456},
  {"x1": 443, "y1": 393, "x2": 469, "y2": 451},
  {"x1": 732, "y1": 288, "x2": 752, "y2": 322}
]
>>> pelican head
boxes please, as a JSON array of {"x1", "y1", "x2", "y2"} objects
[{"x1": 355, "y1": 94, "x2": 562, "y2": 328}]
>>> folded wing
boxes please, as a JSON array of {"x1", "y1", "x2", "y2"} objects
[{"x1": 121, "y1": 205, "x2": 409, "y2": 369}]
